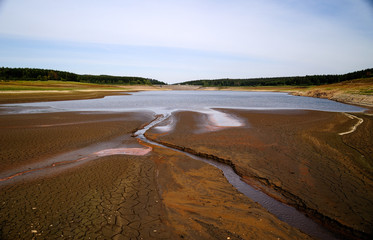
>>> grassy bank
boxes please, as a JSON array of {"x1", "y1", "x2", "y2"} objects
[
  {"x1": 291, "y1": 77, "x2": 373, "y2": 108},
  {"x1": 204, "y1": 78, "x2": 373, "y2": 108}
]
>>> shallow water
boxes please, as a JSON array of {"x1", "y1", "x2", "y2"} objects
[{"x1": 2, "y1": 91, "x2": 365, "y2": 115}]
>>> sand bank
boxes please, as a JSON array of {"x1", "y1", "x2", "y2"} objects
[
  {"x1": 0, "y1": 90, "x2": 131, "y2": 104},
  {"x1": 0, "y1": 84, "x2": 172, "y2": 104}
]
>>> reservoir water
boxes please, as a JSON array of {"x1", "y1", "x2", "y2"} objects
[{"x1": 2, "y1": 91, "x2": 365, "y2": 114}]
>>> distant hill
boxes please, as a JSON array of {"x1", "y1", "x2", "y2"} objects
[
  {"x1": 0, "y1": 67, "x2": 167, "y2": 85},
  {"x1": 177, "y1": 68, "x2": 373, "y2": 87}
]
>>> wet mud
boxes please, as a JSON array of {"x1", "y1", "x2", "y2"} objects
[
  {"x1": 146, "y1": 109, "x2": 373, "y2": 239},
  {"x1": 0, "y1": 111, "x2": 154, "y2": 172}
]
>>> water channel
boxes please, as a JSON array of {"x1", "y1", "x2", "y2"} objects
[{"x1": 134, "y1": 113, "x2": 340, "y2": 240}]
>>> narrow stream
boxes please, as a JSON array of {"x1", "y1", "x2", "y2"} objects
[{"x1": 135, "y1": 114, "x2": 341, "y2": 240}]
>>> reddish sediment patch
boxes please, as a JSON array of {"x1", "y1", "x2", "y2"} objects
[{"x1": 94, "y1": 147, "x2": 152, "y2": 157}]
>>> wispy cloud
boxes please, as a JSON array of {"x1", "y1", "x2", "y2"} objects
[{"x1": 0, "y1": 0, "x2": 372, "y2": 83}]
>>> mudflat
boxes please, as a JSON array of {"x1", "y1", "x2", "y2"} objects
[
  {"x1": 0, "y1": 111, "x2": 154, "y2": 172},
  {"x1": 0, "y1": 109, "x2": 311, "y2": 239},
  {"x1": 146, "y1": 109, "x2": 373, "y2": 239}
]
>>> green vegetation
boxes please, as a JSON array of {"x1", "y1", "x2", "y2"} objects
[
  {"x1": 0, "y1": 86, "x2": 73, "y2": 91},
  {"x1": 0, "y1": 80, "x2": 128, "y2": 91},
  {"x1": 357, "y1": 89, "x2": 373, "y2": 95},
  {"x1": 178, "y1": 68, "x2": 373, "y2": 87},
  {"x1": 0, "y1": 67, "x2": 167, "y2": 85}
]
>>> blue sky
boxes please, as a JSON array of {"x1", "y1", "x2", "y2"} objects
[{"x1": 0, "y1": 0, "x2": 372, "y2": 84}]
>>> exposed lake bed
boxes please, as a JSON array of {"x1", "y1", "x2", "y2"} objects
[
  {"x1": 0, "y1": 91, "x2": 372, "y2": 239},
  {"x1": 146, "y1": 109, "x2": 373, "y2": 239}
]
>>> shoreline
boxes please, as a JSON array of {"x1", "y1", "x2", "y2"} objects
[
  {"x1": 0, "y1": 84, "x2": 170, "y2": 104},
  {"x1": 1, "y1": 84, "x2": 372, "y2": 111}
]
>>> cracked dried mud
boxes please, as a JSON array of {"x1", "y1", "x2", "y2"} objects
[{"x1": 0, "y1": 110, "x2": 313, "y2": 239}]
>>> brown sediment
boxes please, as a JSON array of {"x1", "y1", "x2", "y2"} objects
[
  {"x1": 0, "y1": 111, "x2": 153, "y2": 172},
  {"x1": 0, "y1": 145, "x2": 152, "y2": 183},
  {"x1": 0, "y1": 154, "x2": 178, "y2": 239},
  {"x1": 150, "y1": 144, "x2": 312, "y2": 240},
  {"x1": 0, "y1": 109, "x2": 313, "y2": 239},
  {"x1": 0, "y1": 156, "x2": 88, "y2": 182},
  {"x1": 146, "y1": 109, "x2": 373, "y2": 239},
  {"x1": 0, "y1": 145, "x2": 311, "y2": 240},
  {"x1": 0, "y1": 110, "x2": 173, "y2": 239}
]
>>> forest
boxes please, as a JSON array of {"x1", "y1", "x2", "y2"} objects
[
  {"x1": 0, "y1": 67, "x2": 166, "y2": 85},
  {"x1": 2, "y1": 67, "x2": 372, "y2": 87},
  {"x1": 178, "y1": 68, "x2": 373, "y2": 87}
]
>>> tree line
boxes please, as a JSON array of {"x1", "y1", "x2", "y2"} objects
[
  {"x1": 178, "y1": 68, "x2": 373, "y2": 87},
  {"x1": 0, "y1": 67, "x2": 166, "y2": 85}
]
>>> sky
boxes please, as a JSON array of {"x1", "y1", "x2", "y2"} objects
[{"x1": 0, "y1": 0, "x2": 372, "y2": 84}]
